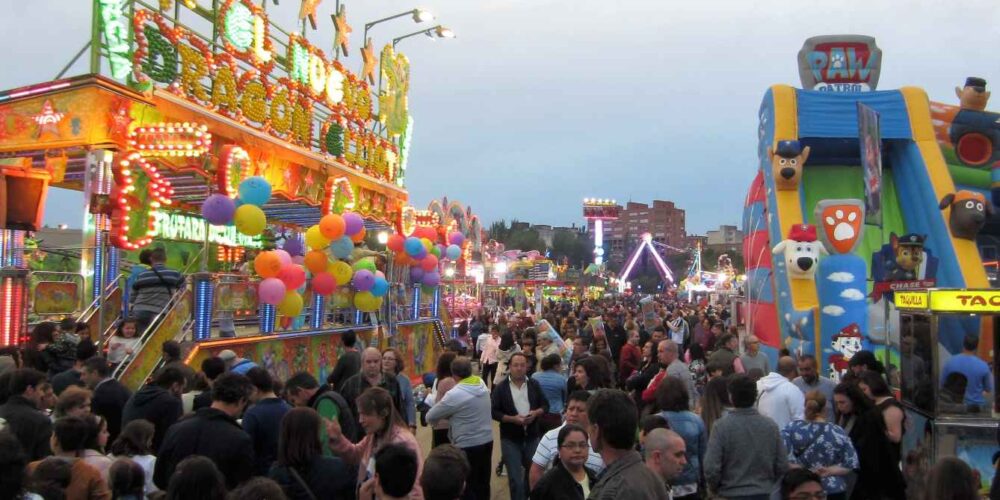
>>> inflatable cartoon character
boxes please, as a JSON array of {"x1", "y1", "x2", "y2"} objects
[
  {"x1": 886, "y1": 233, "x2": 925, "y2": 281},
  {"x1": 956, "y1": 77, "x2": 990, "y2": 111},
  {"x1": 828, "y1": 323, "x2": 862, "y2": 382},
  {"x1": 769, "y1": 140, "x2": 810, "y2": 191},
  {"x1": 939, "y1": 190, "x2": 992, "y2": 239},
  {"x1": 772, "y1": 224, "x2": 826, "y2": 279}
]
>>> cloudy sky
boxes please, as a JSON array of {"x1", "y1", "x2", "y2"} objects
[{"x1": 3, "y1": 0, "x2": 999, "y2": 234}]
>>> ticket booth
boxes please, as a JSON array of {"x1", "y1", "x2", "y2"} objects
[{"x1": 892, "y1": 289, "x2": 998, "y2": 495}]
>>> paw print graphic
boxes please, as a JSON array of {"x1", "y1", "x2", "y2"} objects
[
  {"x1": 830, "y1": 52, "x2": 845, "y2": 70},
  {"x1": 825, "y1": 209, "x2": 857, "y2": 241}
]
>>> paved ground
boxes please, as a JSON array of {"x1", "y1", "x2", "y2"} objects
[{"x1": 414, "y1": 420, "x2": 512, "y2": 499}]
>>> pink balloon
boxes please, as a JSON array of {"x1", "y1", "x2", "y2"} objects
[
  {"x1": 258, "y1": 278, "x2": 287, "y2": 305},
  {"x1": 312, "y1": 272, "x2": 337, "y2": 295},
  {"x1": 420, "y1": 254, "x2": 439, "y2": 272},
  {"x1": 375, "y1": 271, "x2": 385, "y2": 279},
  {"x1": 277, "y1": 264, "x2": 307, "y2": 290},
  {"x1": 273, "y1": 250, "x2": 292, "y2": 266},
  {"x1": 292, "y1": 255, "x2": 305, "y2": 265}
]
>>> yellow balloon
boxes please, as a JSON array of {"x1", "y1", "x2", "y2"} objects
[
  {"x1": 354, "y1": 291, "x2": 383, "y2": 312},
  {"x1": 305, "y1": 225, "x2": 331, "y2": 251},
  {"x1": 234, "y1": 204, "x2": 266, "y2": 236},
  {"x1": 421, "y1": 238, "x2": 433, "y2": 252},
  {"x1": 277, "y1": 291, "x2": 304, "y2": 316},
  {"x1": 328, "y1": 260, "x2": 353, "y2": 286}
]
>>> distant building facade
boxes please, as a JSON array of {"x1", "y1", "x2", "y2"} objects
[
  {"x1": 705, "y1": 224, "x2": 743, "y2": 254},
  {"x1": 588, "y1": 200, "x2": 687, "y2": 265}
]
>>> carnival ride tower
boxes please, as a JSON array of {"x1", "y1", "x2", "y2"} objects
[
  {"x1": 582, "y1": 198, "x2": 620, "y2": 266},
  {"x1": 618, "y1": 233, "x2": 675, "y2": 292}
]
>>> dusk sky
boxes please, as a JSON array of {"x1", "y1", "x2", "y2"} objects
[{"x1": 3, "y1": 0, "x2": 999, "y2": 235}]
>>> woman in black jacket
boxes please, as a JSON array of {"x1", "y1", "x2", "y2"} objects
[
  {"x1": 529, "y1": 424, "x2": 596, "y2": 500},
  {"x1": 625, "y1": 339, "x2": 661, "y2": 407},
  {"x1": 269, "y1": 407, "x2": 356, "y2": 500}
]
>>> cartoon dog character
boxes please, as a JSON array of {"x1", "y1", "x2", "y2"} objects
[
  {"x1": 939, "y1": 190, "x2": 993, "y2": 240},
  {"x1": 956, "y1": 77, "x2": 990, "y2": 111},
  {"x1": 828, "y1": 323, "x2": 863, "y2": 382},
  {"x1": 772, "y1": 224, "x2": 827, "y2": 279},
  {"x1": 886, "y1": 232, "x2": 925, "y2": 281},
  {"x1": 769, "y1": 140, "x2": 811, "y2": 191}
]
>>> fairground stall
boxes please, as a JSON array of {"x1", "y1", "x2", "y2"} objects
[
  {"x1": 892, "y1": 289, "x2": 998, "y2": 497},
  {"x1": 0, "y1": 0, "x2": 457, "y2": 389}
]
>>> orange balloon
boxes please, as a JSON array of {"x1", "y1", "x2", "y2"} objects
[
  {"x1": 253, "y1": 251, "x2": 282, "y2": 278},
  {"x1": 350, "y1": 226, "x2": 367, "y2": 243},
  {"x1": 304, "y1": 250, "x2": 328, "y2": 274},
  {"x1": 319, "y1": 213, "x2": 346, "y2": 240},
  {"x1": 394, "y1": 252, "x2": 410, "y2": 265}
]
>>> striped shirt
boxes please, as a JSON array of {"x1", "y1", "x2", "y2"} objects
[
  {"x1": 131, "y1": 264, "x2": 185, "y2": 313},
  {"x1": 531, "y1": 423, "x2": 605, "y2": 475}
]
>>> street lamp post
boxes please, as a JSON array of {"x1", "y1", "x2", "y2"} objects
[
  {"x1": 392, "y1": 25, "x2": 455, "y2": 48},
  {"x1": 363, "y1": 8, "x2": 435, "y2": 43}
]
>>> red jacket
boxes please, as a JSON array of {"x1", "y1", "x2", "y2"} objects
[{"x1": 619, "y1": 343, "x2": 641, "y2": 383}]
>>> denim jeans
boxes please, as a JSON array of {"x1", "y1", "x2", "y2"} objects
[{"x1": 500, "y1": 436, "x2": 540, "y2": 500}]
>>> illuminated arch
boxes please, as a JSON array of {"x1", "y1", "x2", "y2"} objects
[
  {"x1": 111, "y1": 152, "x2": 174, "y2": 250},
  {"x1": 216, "y1": 145, "x2": 253, "y2": 198},
  {"x1": 322, "y1": 176, "x2": 355, "y2": 215},
  {"x1": 447, "y1": 201, "x2": 468, "y2": 235}
]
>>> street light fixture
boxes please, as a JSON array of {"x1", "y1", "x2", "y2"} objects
[
  {"x1": 393, "y1": 25, "x2": 455, "y2": 48},
  {"x1": 363, "y1": 8, "x2": 435, "y2": 42}
]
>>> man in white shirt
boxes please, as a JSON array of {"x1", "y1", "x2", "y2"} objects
[
  {"x1": 528, "y1": 390, "x2": 605, "y2": 490},
  {"x1": 755, "y1": 356, "x2": 805, "y2": 429}
]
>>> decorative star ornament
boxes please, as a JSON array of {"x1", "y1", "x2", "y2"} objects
[
  {"x1": 108, "y1": 98, "x2": 133, "y2": 142},
  {"x1": 360, "y1": 38, "x2": 377, "y2": 84},
  {"x1": 299, "y1": 0, "x2": 322, "y2": 29},
  {"x1": 33, "y1": 100, "x2": 65, "y2": 138},
  {"x1": 332, "y1": 5, "x2": 352, "y2": 55}
]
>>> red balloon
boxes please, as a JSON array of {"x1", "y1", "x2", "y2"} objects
[
  {"x1": 413, "y1": 226, "x2": 437, "y2": 242},
  {"x1": 277, "y1": 264, "x2": 307, "y2": 290},
  {"x1": 420, "y1": 254, "x2": 439, "y2": 272},
  {"x1": 387, "y1": 234, "x2": 405, "y2": 252},
  {"x1": 312, "y1": 272, "x2": 337, "y2": 295}
]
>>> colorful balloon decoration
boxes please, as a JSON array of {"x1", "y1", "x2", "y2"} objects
[
  {"x1": 387, "y1": 234, "x2": 405, "y2": 252},
  {"x1": 330, "y1": 236, "x2": 354, "y2": 259},
  {"x1": 312, "y1": 272, "x2": 337, "y2": 295},
  {"x1": 304, "y1": 250, "x2": 328, "y2": 274},
  {"x1": 277, "y1": 265, "x2": 307, "y2": 290},
  {"x1": 354, "y1": 291, "x2": 381, "y2": 312},
  {"x1": 234, "y1": 204, "x2": 266, "y2": 236},
  {"x1": 352, "y1": 269, "x2": 375, "y2": 292},
  {"x1": 282, "y1": 237, "x2": 305, "y2": 257},
  {"x1": 370, "y1": 276, "x2": 389, "y2": 297},
  {"x1": 238, "y1": 176, "x2": 272, "y2": 206},
  {"x1": 445, "y1": 244, "x2": 462, "y2": 261},
  {"x1": 422, "y1": 271, "x2": 441, "y2": 287},
  {"x1": 254, "y1": 251, "x2": 282, "y2": 278},
  {"x1": 273, "y1": 249, "x2": 292, "y2": 267},
  {"x1": 329, "y1": 261, "x2": 353, "y2": 285},
  {"x1": 319, "y1": 213, "x2": 346, "y2": 240},
  {"x1": 201, "y1": 194, "x2": 236, "y2": 225},
  {"x1": 350, "y1": 226, "x2": 367, "y2": 243},
  {"x1": 277, "y1": 291, "x2": 304, "y2": 316},
  {"x1": 404, "y1": 237, "x2": 424, "y2": 257},
  {"x1": 420, "y1": 254, "x2": 439, "y2": 272},
  {"x1": 342, "y1": 212, "x2": 364, "y2": 236},
  {"x1": 409, "y1": 266, "x2": 425, "y2": 282},
  {"x1": 258, "y1": 278, "x2": 287, "y2": 305},
  {"x1": 449, "y1": 232, "x2": 465, "y2": 246},
  {"x1": 352, "y1": 258, "x2": 377, "y2": 272},
  {"x1": 305, "y1": 225, "x2": 331, "y2": 251}
]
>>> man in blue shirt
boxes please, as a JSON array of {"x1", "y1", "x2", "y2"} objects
[{"x1": 940, "y1": 335, "x2": 993, "y2": 407}]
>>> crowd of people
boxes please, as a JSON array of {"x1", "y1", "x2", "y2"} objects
[{"x1": 0, "y1": 293, "x2": 991, "y2": 500}]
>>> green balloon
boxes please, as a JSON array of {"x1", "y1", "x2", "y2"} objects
[
  {"x1": 421, "y1": 284, "x2": 437, "y2": 295},
  {"x1": 430, "y1": 246, "x2": 441, "y2": 258},
  {"x1": 352, "y1": 257, "x2": 377, "y2": 272}
]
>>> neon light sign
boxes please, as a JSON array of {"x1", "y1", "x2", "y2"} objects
[
  {"x1": 153, "y1": 211, "x2": 262, "y2": 248},
  {"x1": 111, "y1": 152, "x2": 175, "y2": 250},
  {"x1": 98, "y1": 0, "x2": 133, "y2": 79}
]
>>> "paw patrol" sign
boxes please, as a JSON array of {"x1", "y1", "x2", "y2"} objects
[{"x1": 797, "y1": 35, "x2": 882, "y2": 92}]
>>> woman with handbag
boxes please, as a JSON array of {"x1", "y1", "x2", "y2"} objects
[
  {"x1": 781, "y1": 390, "x2": 859, "y2": 500},
  {"x1": 269, "y1": 407, "x2": 356, "y2": 500}
]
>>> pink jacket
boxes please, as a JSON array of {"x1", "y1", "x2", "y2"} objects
[{"x1": 330, "y1": 425, "x2": 424, "y2": 499}]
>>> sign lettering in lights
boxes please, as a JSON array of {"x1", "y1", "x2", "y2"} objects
[
  {"x1": 154, "y1": 211, "x2": 262, "y2": 248},
  {"x1": 98, "y1": 0, "x2": 133, "y2": 79}
]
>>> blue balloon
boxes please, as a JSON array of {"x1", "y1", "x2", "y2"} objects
[
  {"x1": 283, "y1": 236, "x2": 305, "y2": 257},
  {"x1": 446, "y1": 244, "x2": 462, "y2": 260},
  {"x1": 238, "y1": 176, "x2": 272, "y2": 206},
  {"x1": 330, "y1": 236, "x2": 354, "y2": 259},
  {"x1": 404, "y1": 236, "x2": 424, "y2": 257},
  {"x1": 370, "y1": 276, "x2": 389, "y2": 297}
]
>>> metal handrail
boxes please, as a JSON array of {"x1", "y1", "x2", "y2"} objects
[
  {"x1": 78, "y1": 274, "x2": 123, "y2": 325},
  {"x1": 112, "y1": 284, "x2": 190, "y2": 380}
]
